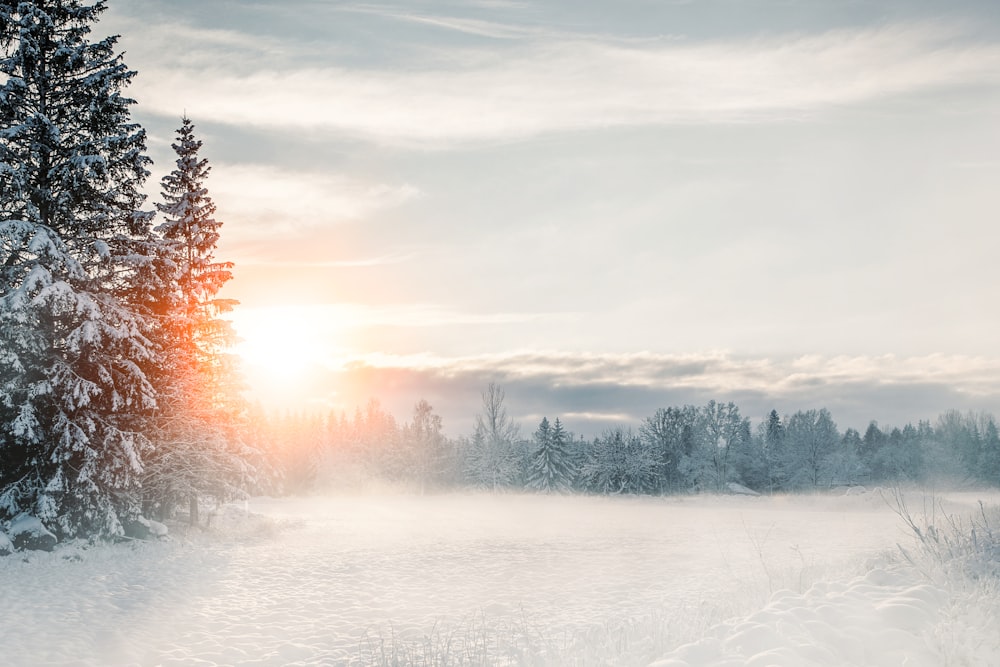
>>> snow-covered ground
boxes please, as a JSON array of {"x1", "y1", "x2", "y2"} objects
[{"x1": 1, "y1": 490, "x2": 998, "y2": 666}]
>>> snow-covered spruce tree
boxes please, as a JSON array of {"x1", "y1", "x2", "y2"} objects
[
  {"x1": 0, "y1": 0, "x2": 157, "y2": 537},
  {"x1": 144, "y1": 116, "x2": 255, "y2": 525},
  {"x1": 760, "y1": 409, "x2": 788, "y2": 492},
  {"x1": 526, "y1": 417, "x2": 574, "y2": 492}
]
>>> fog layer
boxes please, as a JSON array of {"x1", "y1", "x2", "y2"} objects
[{"x1": 9, "y1": 491, "x2": 985, "y2": 664}]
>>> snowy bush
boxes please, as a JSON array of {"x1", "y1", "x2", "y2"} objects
[{"x1": 886, "y1": 488, "x2": 1000, "y2": 580}]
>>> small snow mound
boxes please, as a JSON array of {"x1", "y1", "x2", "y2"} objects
[
  {"x1": 8, "y1": 513, "x2": 57, "y2": 552},
  {"x1": 9, "y1": 513, "x2": 46, "y2": 535},
  {"x1": 765, "y1": 589, "x2": 799, "y2": 607},
  {"x1": 137, "y1": 515, "x2": 169, "y2": 537},
  {"x1": 744, "y1": 646, "x2": 820, "y2": 667},
  {"x1": 725, "y1": 623, "x2": 782, "y2": 655},
  {"x1": 844, "y1": 486, "x2": 867, "y2": 496},
  {"x1": 123, "y1": 516, "x2": 169, "y2": 540},
  {"x1": 727, "y1": 482, "x2": 760, "y2": 496},
  {"x1": 670, "y1": 637, "x2": 724, "y2": 664},
  {"x1": 147, "y1": 518, "x2": 168, "y2": 537},
  {"x1": 875, "y1": 600, "x2": 935, "y2": 631},
  {"x1": 0, "y1": 529, "x2": 13, "y2": 556},
  {"x1": 900, "y1": 584, "x2": 949, "y2": 607}
]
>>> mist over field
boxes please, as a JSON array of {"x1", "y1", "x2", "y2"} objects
[{"x1": 3, "y1": 489, "x2": 1000, "y2": 666}]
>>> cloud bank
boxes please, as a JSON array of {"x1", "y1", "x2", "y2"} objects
[{"x1": 247, "y1": 351, "x2": 1000, "y2": 437}]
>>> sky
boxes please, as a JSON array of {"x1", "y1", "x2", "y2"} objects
[{"x1": 101, "y1": 0, "x2": 1000, "y2": 437}]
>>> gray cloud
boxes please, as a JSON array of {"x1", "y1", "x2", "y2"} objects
[{"x1": 254, "y1": 352, "x2": 1000, "y2": 437}]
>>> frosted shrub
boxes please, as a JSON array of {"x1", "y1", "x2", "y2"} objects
[{"x1": 885, "y1": 488, "x2": 1000, "y2": 579}]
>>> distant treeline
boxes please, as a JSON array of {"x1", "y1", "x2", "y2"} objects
[{"x1": 257, "y1": 384, "x2": 1000, "y2": 495}]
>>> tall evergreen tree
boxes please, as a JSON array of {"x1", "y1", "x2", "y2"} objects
[
  {"x1": 0, "y1": 0, "x2": 156, "y2": 537},
  {"x1": 762, "y1": 409, "x2": 787, "y2": 491},
  {"x1": 143, "y1": 117, "x2": 252, "y2": 524},
  {"x1": 858, "y1": 421, "x2": 886, "y2": 477},
  {"x1": 155, "y1": 117, "x2": 235, "y2": 335},
  {"x1": 526, "y1": 417, "x2": 574, "y2": 492}
]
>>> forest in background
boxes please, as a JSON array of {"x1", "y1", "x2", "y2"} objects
[{"x1": 259, "y1": 386, "x2": 1000, "y2": 498}]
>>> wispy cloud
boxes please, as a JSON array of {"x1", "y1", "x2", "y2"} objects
[
  {"x1": 107, "y1": 5, "x2": 356, "y2": 71},
  {"x1": 207, "y1": 164, "x2": 419, "y2": 236},
  {"x1": 339, "y1": 5, "x2": 538, "y2": 40},
  {"x1": 460, "y1": 1, "x2": 532, "y2": 9},
  {"x1": 125, "y1": 21, "x2": 1000, "y2": 146}
]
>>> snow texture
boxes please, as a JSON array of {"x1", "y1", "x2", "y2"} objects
[
  {"x1": 0, "y1": 491, "x2": 997, "y2": 666},
  {"x1": 651, "y1": 569, "x2": 953, "y2": 666}
]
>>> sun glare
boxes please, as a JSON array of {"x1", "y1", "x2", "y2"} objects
[{"x1": 229, "y1": 307, "x2": 340, "y2": 396}]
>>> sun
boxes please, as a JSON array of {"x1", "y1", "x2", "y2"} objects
[
  {"x1": 237, "y1": 320, "x2": 315, "y2": 379},
  {"x1": 228, "y1": 306, "x2": 341, "y2": 399}
]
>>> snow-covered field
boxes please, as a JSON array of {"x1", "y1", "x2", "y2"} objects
[{"x1": 1, "y1": 490, "x2": 998, "y2": 666}]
